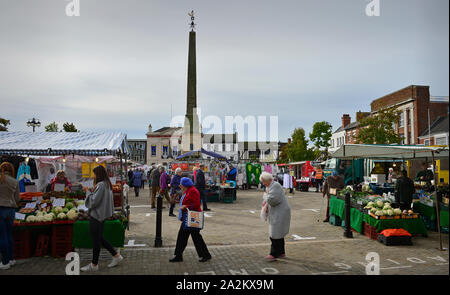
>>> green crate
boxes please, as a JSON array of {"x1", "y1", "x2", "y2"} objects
[{"x1": 207, "y1": 193, "x2": 220, "y2": 203}]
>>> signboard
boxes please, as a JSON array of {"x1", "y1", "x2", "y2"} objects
[{"x1": 81, "y1": 162, "x2": 106, "y2": 178}]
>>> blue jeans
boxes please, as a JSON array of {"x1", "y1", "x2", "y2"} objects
[{"x1": 0, "y1": 207, "x2": 15, "y2": 265}]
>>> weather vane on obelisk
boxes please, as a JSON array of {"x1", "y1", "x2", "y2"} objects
[{"x1": 188, "y1": 10, "x2": 196, "y2": 31}]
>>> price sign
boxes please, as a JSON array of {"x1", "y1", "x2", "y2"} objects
[
  {"x1": 357, "y1": 200, "x2": 363, "y2": 205},
  {"x1": 41, "y1": 203, "x2": 47, "y2": 208},
  {"x1": 25, "y1": 202, "x2": 36, "y2": 209},
  {"x1": 15, "y1": 212, "x2": 26, "y2": 221},
  {"x1": 53, "y1": 198, "x2": 65, "y2": 207}
]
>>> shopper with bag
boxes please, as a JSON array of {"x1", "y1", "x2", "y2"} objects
[
  {"x1": 322, "y1": 171, "x2": 344, "y2": 222},
  {"x1": 259, "y1": 172, "x2": 291, "y2": 261},
  {"x1": 0, "y1": 162, "x2": 20, "y2": 270},
  {"x1": 81, "y1": 165, "x2": 123, "y2": 272},
  {"x1": 169, "y1": 177, "x2": 211, "y2": 263},
  {"x1": 169, "y1": 168, "x2": 183, "y2": 217}
]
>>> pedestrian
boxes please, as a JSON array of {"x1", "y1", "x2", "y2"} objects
[
  {"x1": 0, "y1": 162, "x2": 20, "y2": 270},
  {"x1": 237, "y1": 170, "x2": 244, "y2": 190},
  {"x1": 50, "y1": 170, "x2": 72, "y2": 191},
  {"x1": 45, "y1": 167, "x2": 56, "y2": 193},
  {"x1": 387, "y1": 168, "x2": 398, "y2": 184},
  {"x1": 315, "y1": 167, "x2": 324, "y2": 193},
  {"x1": 259, "y1": 172, "x2": 291, "y2": 261},
  {"x1": 127, "y1": 168, "x2": 134, "y2": 187},
  {"x1": 147, "y1": 166, "x2": 154, "y2": 190},
  {"x1": 169, "y1": 177, "x2": 211, "y2": 263},
  {"x1": 141, "y1": 169, "x2": 146, "y2": 189},
  {"x1": 415, "y1": 162, "x2": 434, "y2": 186},
  {"x1": 195, "y1": 164, "x2": 210, "y2": 211},
  {"x1": 151, "y1": 165, "x2": 161, "y2": 209},
  {"x1": 132, "y1": 169, "x2": 143, "y2": 197},
  {"x1": 159, "y1": 166, "x2": 172, "y2": 209},
  {"x1": 322, "y1": 171, "x2": 345, "y2": 222},
  {"x1": 81, "y1": 165, "x2": 123, "y2": 272},
  {"x1": 169, "y1": 168, "x2": 183, "y2": 217},
  {"x1": 395, "y1": 170, "x2": 415, "y2": 210}
]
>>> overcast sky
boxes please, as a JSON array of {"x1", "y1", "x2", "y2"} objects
[{"x1": 0, "y1": 0, "x2": 448, "y2": 142}]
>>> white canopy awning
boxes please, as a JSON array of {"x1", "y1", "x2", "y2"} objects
[
  {"x1": 0, "y1": 131, "x2": 129, "y2": 156},
  {"x1": 331, "y1": 144, "x2": 449, "y2": 160}
]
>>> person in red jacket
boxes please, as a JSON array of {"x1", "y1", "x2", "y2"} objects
[
  {"x1": 169, "y1": 177, "x2": 211, "y2": 263},
  {"x1": 50, "y1": 170, "x2": 72, "y2": 191}
]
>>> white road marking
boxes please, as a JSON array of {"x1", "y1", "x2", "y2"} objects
[
  {"x1": 312, "y1": 270, "x2": 348, "y2": 275},
  {"x1": 204, "y1": 213, "x2": 214, "y2": 218},
  {"x1": 249, "y1": 210, "x2": 255, "y2": 214},
  {"x1": 125, "y1": 240, "x2": 146, "y2": 247},
  {"x1": 146, "y1": 213, "x2": 151, "y2": 217},
  {"x1": 435, "y1": 263, "x2": 449, "y2": 266},
  {"x1": 130, "y1": 205, "x2": 152, "y2": 208},
  {"x1": 292, "y1": 234, "x2": 316, "y2": 240},
  {"x1": 386, "y1": 259, "x2": 401, "y2": 265},
  {"x1": 380, "y1": 266, "x2": 412, "y2": 270},
  {"x1": 302, "y1": 209, "x2": 320, "y2": 213}
]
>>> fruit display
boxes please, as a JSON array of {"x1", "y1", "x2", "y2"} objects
[
  {"x1": 112, "y1": 184, "x2": 122, "y2": 193},
  {"x1": 19, "y1": 208, "x2": 35, "y2": 214}
]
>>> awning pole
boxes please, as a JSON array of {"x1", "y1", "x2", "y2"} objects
[{"x1": 431, "y1": 151, "x2": 444, "y2": 251}]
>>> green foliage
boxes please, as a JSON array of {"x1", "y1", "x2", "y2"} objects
[
  {"x1": 45, "y1": 121, "x2": 59, "y2": 132},
  {"x1": 356, "y1": 108, "x2": 402, "y2": 144},
  {"x1": 63, "y1": 122, "x2": 78, "y2": 132},
  {"x1": 309, "y1": 121, "x2": 332, "y2": 151},
  {"x1": 0, "y1": 117, "x2": 10, "y2": 131},
  {"x1": 285, "y1": 128, "x2": 317, "y2": 162}
]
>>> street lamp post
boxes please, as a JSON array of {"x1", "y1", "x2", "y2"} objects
[
  {"x1": 27, "y1": 118, "x2": 41, "y2": 132},
  {"x1": 154, "y1": 193, "x2": 163, "y2": 247}
]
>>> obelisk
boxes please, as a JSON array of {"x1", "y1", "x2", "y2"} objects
[{"x1": 182, "y1": 11, "x2": 202, "y2": 152}]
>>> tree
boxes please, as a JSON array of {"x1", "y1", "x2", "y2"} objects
[
  {"x1": 0, "y1": 117, "x2": 10, "y2": 131},
  {"x1": 286, "y1": 128, "x2": 317, "y2": 162},
  {"x1": 309, "y1": 121, "x2": 332, "y2": 153},
  {"x1": 63, "y1": 122, "x2": 78, "y2": 132},
  {"x1": 278, "y1": 144, "x2": 289, "y2": 164},
  {"x1": 45, "y1": 122, "x2": 59, "y2": 132},
  {"x1": 356, "y1": 108, "x2": 402, "y2": 144}
]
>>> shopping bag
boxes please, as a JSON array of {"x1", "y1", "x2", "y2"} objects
[
  {"x1": 329, "y1": 188, "x2": 337, "y2": 196},
  {"x1": 186, "y1": 209, "x2": 204, "y2": 230},
  {"x1": 260, "y1": 205, "x2": 268, "y2": 222}
]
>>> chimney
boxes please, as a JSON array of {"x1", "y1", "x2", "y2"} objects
[
  {"x1": 356, "y1": 111, "x2": 370, "y2": 122},
  {"x1": 342, "y1": 114, "x2": 351, "y2": 128},
  {"x1": 148, "y1": 124, "x2": 152, "y2": 133}
]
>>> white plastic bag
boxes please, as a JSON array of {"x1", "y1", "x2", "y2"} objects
[{"x1": 260, "y1": 204, "x2": 268, "y2": 222}]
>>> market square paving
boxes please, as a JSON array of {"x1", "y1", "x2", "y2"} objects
[{"x1": 3, "y1": 188, "x2": 448, "y2": 275}]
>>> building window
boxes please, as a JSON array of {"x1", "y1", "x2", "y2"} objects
[
  {"x1": 399, "y1": 112, "x2": 404, "y2": 128},
  {"x1": 151, "y1": 145, "x2": 156, "y2": 156},
  {"x1": 424, "y1": 139, "x2": 430, "y2": 146},
  {"x1": 406, "y1": 110, "x2": 411, "y2": 126},
  {"x1": 435, "y1": 137, "x2": 447, "y2": 146}
]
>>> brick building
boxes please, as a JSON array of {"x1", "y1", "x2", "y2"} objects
[
  {"x1": 370, "y1": 85, "x2": 449, "y2": 145},
  {"x1": 329, "y1": 112, "x2": 370, "y2": 152},
  {"x1": 418, "y1": 116, "x2": 449, "y2": 146}
]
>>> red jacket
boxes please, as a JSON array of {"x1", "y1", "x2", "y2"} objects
[
  {"x1": 182, "y1": 186, "x2": 202, "y2": 212},
  {"x1": 51, "y1": 177, "x2": 72, "y2": 191}
]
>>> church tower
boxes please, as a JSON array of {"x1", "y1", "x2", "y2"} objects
[{"x1": 181, "y1": 10, "x2": 202, "y2": 152}]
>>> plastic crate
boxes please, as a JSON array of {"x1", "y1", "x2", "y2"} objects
[
  {"x1": 51, "y1": 223, "x2": 74, "y2": 257},
  {"x1": 206, "y1": 193, "x2": 220, "y2": 202},
  {"x1": 329, "y1": 214, "x2": 342, "y2": 226},
  {"x1": 113, "y1": 192, "x2": 122, "y2": 208},
  {"x1": 12, "y1": 229, "x2": 31, "y2": 260},
  {"x1": 377, "y1": 234, "x2": 412, "y2": 246},
  {"x1": 363, "y1": 222, "x2": 379, "y2": 240},
  {"x1": 35, "y1": 234, "x2": 50, "y2": 257}
]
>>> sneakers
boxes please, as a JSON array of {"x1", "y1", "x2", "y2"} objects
[
  {"x1": 0, "y1": 263, "x2": 10, "y2": 270},
  {"x1": 169, "y1": 213, "x2": 177, "y2": 217},
  {"x1": 279, "y1": 254, "x2": 286, "y2": 259},
  {"x1": 265, "y1": 255, "x2": 277, "y2": 261},
  {"x1": 80, "y1": 263, "x2": 99, "y2": 272},
  {"x1": 9, "y1": 260, "x2": 16, "y2": 266},
  {"x1": 108, "y1": 255, "x2": 124, "y2": 268},
  {"x1": 169, "y1": 256, "x2": 183, "y2": 262},
  {"x1": 203, "y1": 208, "x2": 211, "y2": 211}
]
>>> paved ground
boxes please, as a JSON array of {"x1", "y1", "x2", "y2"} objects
[{"x1": 3, "y1": 187, "x2": 449, "y2": 275}]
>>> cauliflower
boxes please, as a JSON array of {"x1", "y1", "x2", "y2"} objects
[
  {"x1": 57, "y1": 213, "x2": 67, "y2": 220},
  {"x1": 375, "y1": 210, "x2": 384, "y2": 216},
  {"x1": 26, "y1": 215, "x2": 37, "y2": 223},
  {"x1": 36, "y1": 211, "x2": 45, "y2": 217},
  {"x1": 53, "y1": 206, "x2": 63, "y2": 214},
  {"x1": 66, "y1": 210, "x2": 78, "y2": 221},
  {"x1": 393, "y1": 208, "x2": 402, "y2": 215},
  {"x1": 43, "y1": 214, "x2": 54, "y2": 222},
  {"x1": 376, "y1": 201, "x2": 384, "y2": 208},
  {"x1": 387, "y1": 209, "x2": 394, "y2": 216}
]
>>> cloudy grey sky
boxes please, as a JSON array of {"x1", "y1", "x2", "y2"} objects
[{"x1": 0, "y1": 0, "x2": 448, "y2": 142}]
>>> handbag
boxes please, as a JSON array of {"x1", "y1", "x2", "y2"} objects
[{"x1": 185, "y1": 209, "x2": 204, "y2": 230}]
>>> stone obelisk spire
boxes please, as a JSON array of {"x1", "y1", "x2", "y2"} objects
[{"x1": 182, "y1": 10, "x2": 202, "y2": 152}]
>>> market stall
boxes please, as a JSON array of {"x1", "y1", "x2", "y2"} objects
[
  {"x1": 330, "y1": 144, "x2": 449, "y2": 247},
  {"x1": 175, "y1": 148, "x2": 237, "y2": 203},
  {"x1": 0, "y1": 131, "x2": 130, "y2": 259}
]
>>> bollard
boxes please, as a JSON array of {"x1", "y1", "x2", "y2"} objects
[
  {"x1": 154, "y1": 193, "x2": 163, "y2": 247},
  {"x1": 344, "y1": 192, "x2": 353, "y2": 238}
]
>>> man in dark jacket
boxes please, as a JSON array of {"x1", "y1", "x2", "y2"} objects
[
  {"x1": 395, "y1": 170, "x2": 415, "y2": 211},
  {"x1": 128, "y1": 168, "x2": 134, "y2": 187},
  {"x1": 151, "y1": 166, "x2": 161, "y2": 209},
  {"x1": 194, "y1": 164, "x2": 210, "y2": 211}
]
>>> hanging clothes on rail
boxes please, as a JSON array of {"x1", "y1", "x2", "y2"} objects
[{"x1": 17, "y1": 162, "x2": 32, "y2": 192}]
